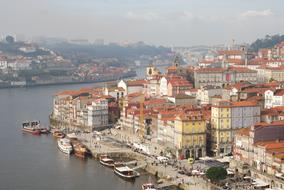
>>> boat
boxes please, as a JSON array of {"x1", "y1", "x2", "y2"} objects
[
  {"x1": 53, "y1": 131, "x2": 65, "y2": 138},
  {"x1": 57, "y1": 138, "x2": 73, "y2": 154},
  {"x1": 100, "y1": 157, "x2": 115, "y2": 167},
  {"x1": 22, "y1": 121, "x2": 41, "y2": 135},
  {"x1": 39, "y1": 127, "x2": 50, "y2": 134},
  {"x1": 114, "y1": 166, "x2": 140, "y2": 180},
  {"x1": 72, "y1": 141, "x2": 91, "y2": 158},
  {"x1": 67, "y1": 133, "x2": 77, "y2": 140},
  {"x1": 142, "y1": 183, "x2": 157, "y2": 190}
]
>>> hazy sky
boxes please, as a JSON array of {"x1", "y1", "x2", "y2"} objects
[{"x1": 1, "y1": 0, "x2": 283, "y2": 46}]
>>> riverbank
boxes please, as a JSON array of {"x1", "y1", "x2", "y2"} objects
[
  {"x1": 57, "y1": 128, "x2": 218, "y2": 190},
  {"x1": 0, "y1": 74, "x2": 136, "y2": 90}
]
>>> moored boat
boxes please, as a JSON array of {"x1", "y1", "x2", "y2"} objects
[
  {"x1": 57, "y1": 138, "x2": 73, "y2": 154},
  {"x1": 72, "y1": 141, "x2": 90, "y2": 158},
  {"x1": 66, "y1": 133, "x2": 77, "y2": 140},
  {"x1": 142, "y1": 183, "x2": 157, "y2": 190},
  {"x1": 53, "y1": 131, "x2": 65, "y2": 138},
  {"x1": 114, "y1": 166, "x2": 140, "y2": 180},
  {"x1": 22, "y1": 122, "x2": 41, "y2": 135},
  {"x1": 100, "y1": 157, "x2": 115, "y2": 167},
  {"x1": 39, "y1": 128, "x2": 50, "y2": 134}
]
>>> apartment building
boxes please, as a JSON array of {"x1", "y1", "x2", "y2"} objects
[{"x1": 211, "y1": 100, "x2": 260, "y2": 156}]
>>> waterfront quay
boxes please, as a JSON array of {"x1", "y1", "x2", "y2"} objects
[
  {"x1": 50, "y1": 122, "x2": 218, "y2": 190},
  {"x1": 50, "y1": 55, "x2": 284, "y2": 190}
]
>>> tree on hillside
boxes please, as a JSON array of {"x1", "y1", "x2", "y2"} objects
[
  {"x1": 206, "y1": 167, "x2": 227, "y2": 182},
  {"x1": 5, "y1": 35, "x2": 15, "y2": 44},
  {"x1": 250, "y1": 34, "x2": 284, "y2": 52}
]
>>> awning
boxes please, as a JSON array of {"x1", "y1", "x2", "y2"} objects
[
  {"x1": 217, "y1": 156, "x2": 231, "y2": 163},
  {"x1": 253, "y1": 179, "x2": 269, "y2": 188}
]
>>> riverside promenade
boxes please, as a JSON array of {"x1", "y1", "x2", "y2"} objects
[{"x1": 76, "y1": 129, "x2": 218, "y2": 190}]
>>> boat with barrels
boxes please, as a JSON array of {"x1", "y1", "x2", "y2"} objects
[
  {"x1": 72, "y1": 141, "x2": 91, "y2": 158},
  {"x1": 142, "y1": 183, "x2": 157, "y2": 190},
  {"x1": 53, "y1": 130, "x2": 65, "y2": 138}
]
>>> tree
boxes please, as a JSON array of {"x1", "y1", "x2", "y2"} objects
[
  {"x1": 206, "y1": 167, "x2": 227, "y2": 182},
  {"x1": 269, "y1": 78, "x2": 275, "y2": 82},
  {"x1": 5, "y1": 35, "x2": 15, "y2": 44}
]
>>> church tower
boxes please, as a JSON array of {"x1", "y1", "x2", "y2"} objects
[{"x1": 146, "y1": 62, "x2": 160, "y2": 79}]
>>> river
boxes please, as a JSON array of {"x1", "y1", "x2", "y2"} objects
[
  {"x1": 0, "y1": 66, "x2": 175, "y2": 190},
  {"x1": 0, "y1": 85, "x2": 155, "y2": 190}
]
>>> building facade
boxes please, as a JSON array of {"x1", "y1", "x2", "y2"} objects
[{"x1": 211, "y1": 100, "x2": 260, "y2": 156}]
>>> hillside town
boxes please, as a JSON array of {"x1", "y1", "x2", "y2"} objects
[
  {"x1": 0, "y1": 36, "x2": 161, "y2": 88},
  {"x1": 50, "y1": 41, "x2": 284, "y2": 190}
]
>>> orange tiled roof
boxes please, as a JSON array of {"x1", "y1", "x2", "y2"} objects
[
  {"x1": 274, "y1": 89, "x2": 284, "y2": 96},
  {"x1": 214, "y1": 100, "x2": 258, "y2": 108},
  {"x1": 167, "y1": 65, "x2": 177, "y2": 70},
  {"x1": 254, "y1": 120, "x2": 284, "y2": 128},
  {"x1": 217, "y1": 50, "x2": 243, "y2": 55},
  {"x1": 226, "y1": 59, "x2": 245, "y2": 64},
  {"x1": 231, "y1": 101, "x2": 258, "y2": 107},
  {"x1": 144, "y1": 98, "x2": 167, "y2": 106},
  {"x1": 127, "y1": 92, "x2": 143, "y2": 98},
  {"x1": 237, "y1": 127, "x2": 250, "y2": 137},
  {"x1": 255, "y1": 141, "x2": 284, "y2": 149},
  {"x1": 126, "y1": 79, "x2": 147, "y2": 86},
  {"x1": 168, "y1": 79, "x2": 192, "y2": 87}
]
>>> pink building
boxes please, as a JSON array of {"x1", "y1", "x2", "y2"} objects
[{"x1": 167, "y1": 78, "x2": 192, "y2": 97}]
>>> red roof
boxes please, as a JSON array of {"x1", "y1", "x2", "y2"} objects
[
  {"x1": 237, "y1": 127, "x2": 250, "y2": 137},
  {"x1": 274, "y1": 89, "x2": 284, "y2": 96},
  {"x1": 168, "y1": 79, "x2": 192, "y2": 87},
  {"x1": 144, "y1": 98, "x2": 167, "y2": 106},
  {"x1": 126, "y1": 79, "x2": 147, "y2": 86},
  {"x1": 217, "y1": 50, "x2": 243, "y2": 56}
]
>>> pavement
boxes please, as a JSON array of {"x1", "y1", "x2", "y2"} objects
[{"x1": 75, "y1": 129, "x2": 223, "y2": 190}]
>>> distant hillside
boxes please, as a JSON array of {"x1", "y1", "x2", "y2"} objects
[
  {"x1": 250, "y1": 34, "x2": 284, "y2": 52},
  {"x1": 41, "y1": 42, "x2": 171, "y2": 59},
  {"x1": 0, "y1": 41, "x2": 51, "y2": 57}
]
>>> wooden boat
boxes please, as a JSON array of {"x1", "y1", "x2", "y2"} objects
[
  {"x1": 57, "y1": 138, "x2": 73, "y2": 154},
  {"x1": 53, "y1": 131, "x2": 65, "y2": 138},
  {"x1": 114, "y1": 166, "x2": 140, "y2": 180},
  {"x1": 22, "y1": 122, "x2": 41, "y2": 135},
  {"x1": 72, "y1": 141, "x2": 90, "y2": 158},
  {"x1": 142, "y1": 183, "x2": 157, "y2": 190}
]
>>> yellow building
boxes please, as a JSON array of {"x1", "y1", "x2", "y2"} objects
[
  {"x1": 211, "y1": 101, "x2": 232, "y2": 156},
  {"x1": 211, "y1": 100, "x2": 260, "y2": 156},
  {"x1": 174, "y1": 113, "x2": 206, "y2": 159}
]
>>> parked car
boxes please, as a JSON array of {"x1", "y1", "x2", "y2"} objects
[{"x1": 156, "y1": 156, "x2": 169, "y2": 163}]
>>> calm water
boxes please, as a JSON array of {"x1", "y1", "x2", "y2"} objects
[{"x1": 0, "y1": 83, "x2": 153, "y2": 190}]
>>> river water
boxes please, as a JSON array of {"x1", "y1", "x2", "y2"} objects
[
  {"x1": 0, "y1": 86, "x2": 154, "y2": 190},
  {"x1": 0, "y1": 66, "x2": 173, "y2": 190}
]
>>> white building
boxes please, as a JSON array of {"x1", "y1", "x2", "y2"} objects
[
  {"x1": 231, "y1": 102, "x2": 261, "y2": 130},
  {"x1": 265, "y1": 89, "x2": 284, "y2": 108},
  {"x1": 0, "y1": 59, "x2": 8, "y2": 70},
  {"x1": 118, "y1": 79, "x2": 146, "y2": 95},
  {"x1": 257, "y1": 65, "x2": 284, "y2": 82},
  {"x1": 7, "y1": 59, "x2": 31, "y2": 70},
  {"x1": 103, "y1": 86, "x2": 125, "y2": 100},
  {"x1": 196, "y1": 85, "x2": 222, "y2": 105},
  {"x1": 159, "y1": 75, "x2": 184, "y2": 97},
  {"x1": 145, "y1": 75, "x2": 162, "y2": 98},
  {"x1": 87, "y1": 99, "x2": 108, "y2": 129},
  {"x1": 159, "y1": 76, "x2": 168, "y2": 96}
]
